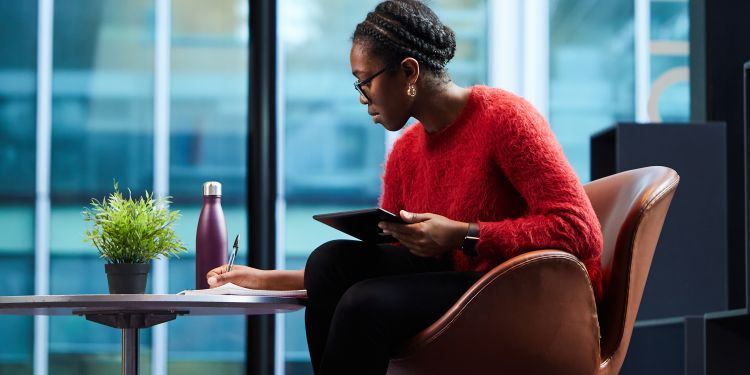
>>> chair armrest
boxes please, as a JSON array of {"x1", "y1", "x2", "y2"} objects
[{"x1": 388, "y1": 250, "x2": 601, "y2": 375}]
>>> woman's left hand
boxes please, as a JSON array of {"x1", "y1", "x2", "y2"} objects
[{"x1": 379, "y1": 210, "x2": 469, "y2": 258}]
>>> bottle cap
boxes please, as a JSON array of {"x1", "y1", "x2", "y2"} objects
[{"x1": 203, "y1": 181, "x2": 222, "y2": 196}]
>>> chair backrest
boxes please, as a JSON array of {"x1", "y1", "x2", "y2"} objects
[{"x1": 583, "y1": 166, "x2": 679, "y2": 373}]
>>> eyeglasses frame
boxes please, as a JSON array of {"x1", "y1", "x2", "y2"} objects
[{"x1": 354, "y1": 65, "x2": 392, "y2": 102}]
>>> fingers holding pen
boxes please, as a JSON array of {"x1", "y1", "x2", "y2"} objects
[
  {"x1": 207, "y1": 264, "x2": 246, "y2": 288},
  {"x1": 206, "y1": 264, "x2": 228, "y2": 279}
]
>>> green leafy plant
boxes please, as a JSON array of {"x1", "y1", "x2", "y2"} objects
[{"x1": 83, "y1": 182, "x2": 187, "y2": 264}]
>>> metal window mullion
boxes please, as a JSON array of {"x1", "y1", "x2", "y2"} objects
[
  {"x1": 275, "y1": 0, "x2": 287, "y2": 372},
  {"x1": 34, "y1": 0, "x2": 54, "y2": 374},
  {"x1": 152, "y1": 0, "x2": 171, "y2": 374}
]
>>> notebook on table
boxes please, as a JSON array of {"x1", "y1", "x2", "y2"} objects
[{"x1": 178, "y1": 282, "x2": 307, "y2": 298}]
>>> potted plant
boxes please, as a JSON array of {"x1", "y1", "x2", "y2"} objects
[{"x1": 83, "y1": 182, "x2": 187, "y2": 294}]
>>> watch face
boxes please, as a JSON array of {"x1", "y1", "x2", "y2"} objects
[{"x1": 462, "y1": 236, "x2": 479, "y2": 256}]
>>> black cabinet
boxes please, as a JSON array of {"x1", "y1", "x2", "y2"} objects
[{"x1": 591, "y1": 123, "x2": 728, "y2": 319}]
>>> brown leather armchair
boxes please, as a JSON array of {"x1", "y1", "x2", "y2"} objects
[{"x1": 387, "y1": 166, "x2": 680, "y2": 375}]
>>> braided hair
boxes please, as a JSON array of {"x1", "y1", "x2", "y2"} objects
[{"x1": 352, "y1": 0, "x2": 457, "y2": 81}]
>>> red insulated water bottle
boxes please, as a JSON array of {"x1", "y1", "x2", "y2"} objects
[{"x1": 195, "y1": 181, "x2": 227, "y2": 289}]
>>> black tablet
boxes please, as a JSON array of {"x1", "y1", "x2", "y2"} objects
[{"x1": 313, "y1": 208, "x2": 406, "y2": 243}]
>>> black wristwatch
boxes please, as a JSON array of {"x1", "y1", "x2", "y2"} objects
[{"x1": 461, "y1": 222, "x2": 480, "y2": 257}]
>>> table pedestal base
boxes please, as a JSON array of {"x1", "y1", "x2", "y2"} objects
[{"x1": 73, "y1": 310, "x2": 187, "y2": 375}]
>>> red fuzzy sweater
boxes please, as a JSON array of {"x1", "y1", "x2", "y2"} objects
[{"x1": 379, "y1": 85, "x2": 603, "y2": 301}]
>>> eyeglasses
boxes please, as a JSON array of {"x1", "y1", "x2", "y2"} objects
[{"x1": 354, "y1": 65, "x2": 391, "y2": 102}]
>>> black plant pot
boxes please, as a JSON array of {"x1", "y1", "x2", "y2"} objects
[{"x1": 104, "y1": 263, "x2": 150, "y2": 294}]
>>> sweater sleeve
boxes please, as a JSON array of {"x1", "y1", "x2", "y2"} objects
[
  {"x1": 378, "y1": 143, "x2": 403, "y2": 214},
  {"x1": 476, "y1": 99, "x2": 603, "y2": 275}
]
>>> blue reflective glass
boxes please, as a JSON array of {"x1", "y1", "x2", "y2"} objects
[
  {"x1": 41, "y1": 0, "x2": 249, "y2": 372},
  {"x1": 0, "y1": 0, "x2": 37, "y2": 373},
  {"x1": 167, "y1": 0, "x2": 248, "y2": 372},
  {"x1": 650, "y1": 1, "x2": 689, "y2": 122},
  {"x1": 49, "y1": 1, "x2": 155, "y2": 372},
  {"x1": 550, "y1": 0, "x2": 636, "y2": 182}
]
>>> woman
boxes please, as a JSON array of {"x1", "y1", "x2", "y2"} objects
[{"x1": 207, "y1": 1, "x2": 603, "y2": 374}]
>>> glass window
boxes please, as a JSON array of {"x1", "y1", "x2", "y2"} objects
[
  {"x1": 279, "y1": 1, "x2": 487, "y2": 372},
  {"x1": 168, "y1": 0, "x2": 249, "y2": 373},
  {"x1": 0, "y1": 0, "x2": 37, "y2": 373},
  {"x1": 650, "y1": 0, "x2": 689, "y2": 122},
  {"x1": 549, "y1": 0, "x2": 636, "y2": 181},
  {"x1": 0, "y1": 0, "x2": 249, "y2": 372},
  {"x1": 49, "y1": 1, "x2": 155, "y2": 372}
]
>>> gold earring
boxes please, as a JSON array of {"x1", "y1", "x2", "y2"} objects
[{"x1": 407, "y1": 84, "x2": 417, "y2": 97}]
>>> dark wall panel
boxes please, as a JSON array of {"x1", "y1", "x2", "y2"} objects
[
  {"x1": 690, "y1": 0, "x2": 750, "y2": 309},
  {"x1": 705, "y1": 315, "x2": 750, "y2": 374},
  {"x1": 621, "y1": 320, "x2": 685, "y2": 374}
]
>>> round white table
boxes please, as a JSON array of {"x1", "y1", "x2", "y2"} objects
[{"x1": 0, "y1": 294, "x2": 306, "y2": 375}]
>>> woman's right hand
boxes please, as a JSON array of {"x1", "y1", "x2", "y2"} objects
[{"x1": 206, "y1": 264, "x2": 266, "y2": 289}]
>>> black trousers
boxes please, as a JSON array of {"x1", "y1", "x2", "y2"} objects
[{"x1": 303, "y1": 240, "x2": 483, "y2": 375}]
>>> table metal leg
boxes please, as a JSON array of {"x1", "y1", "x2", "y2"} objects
[
  {"x1": 76, "y1": 310, "x2": 182, "y2": 375},
  {"x1": 122, "y1": 327, "x2": 139, "y2": 375}
]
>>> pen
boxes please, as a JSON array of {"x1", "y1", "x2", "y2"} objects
[{"x1": 227, "y1": 234, "x2": 240, "y2": 272}]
